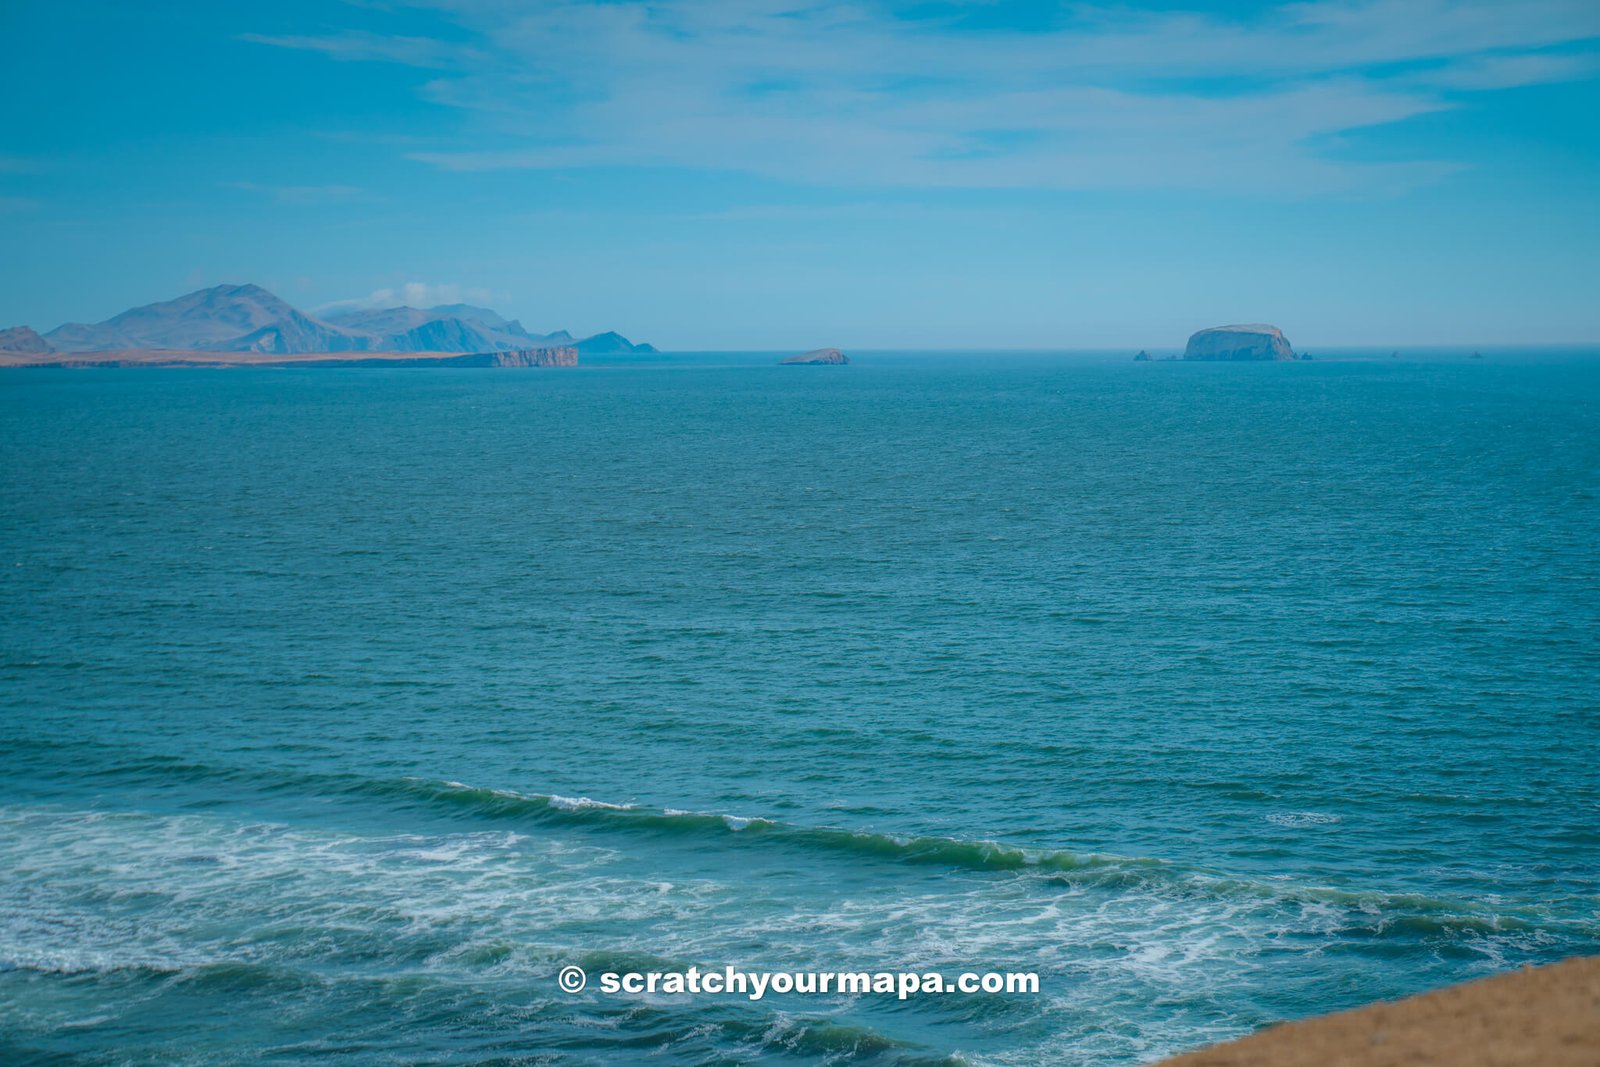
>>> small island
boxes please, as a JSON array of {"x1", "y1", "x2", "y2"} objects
[
  {"x1": 1183, "y1": 324, "x2": 1296, "y2": 361},
  {"x1": 781, "y1": 347, "x2": 848, "y2": 365}
]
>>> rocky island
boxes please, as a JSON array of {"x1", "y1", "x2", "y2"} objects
[
  {"x1": 1183, "y1": 324, "x2": 1296, "y2": 361},
  {"x1": 781, "y1": 348, "x2": 848, "y2": 365}
]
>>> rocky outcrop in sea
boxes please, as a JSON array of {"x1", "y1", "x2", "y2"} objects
[
  {"x1": 1183, "y1": 324, "x2": 1296, "y2": 361},
  {"x1": 781, "y1": 348, "x2": 848, "y2": 365}
]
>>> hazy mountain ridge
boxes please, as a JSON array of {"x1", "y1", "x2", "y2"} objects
[
  {"x1": 35, "y1": 284, "x2": 654, "y2": 355},
  {"x1": 319, "y1": 303, "x2": 555, "y2": 351},
  {"x1": 0, "y1": 325, "x2": 53, "y2": 353},
  {"x1": 45, "y1": 284, "x2": 307, "y2": 352}
]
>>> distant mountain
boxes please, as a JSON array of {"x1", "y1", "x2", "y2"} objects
[
  {"x1": 38, "y1": 284, "x2": 655, "y2": 356},
  {"x1": 321, "y1": 303, "x2": 577, "y2": 352},
  {"x1": 43, "y1": 283, "x2": 334, "y2": 352},
  {"x1": 0, "y1": 325, "x2": 52, "y2": 353},
  {"x1": 228, "y1": 309, "x2": 368, "y2": 355},
  {"x1": 325, "y1": 303, "x2": 525, "y2": 339}
]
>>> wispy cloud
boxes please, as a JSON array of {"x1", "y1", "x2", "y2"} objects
[
  {"x1": 313, "y1": 282, "x2": 500, "y2": 314},
  {"x1": 238, "y1": 30, "x2": 478, "y2": 68},
  {"x1": 245, "y1": 0, "x2": 1600, "y2": 195},
  {"x1": 1422, "y1": 49, "x2": 1600, "y2": 91},
  {"x1": 0, "y1": 155, "x2": 49, "y2": 175},
  {"x1": 224, "y1": 181, "x2": 370, "y2": 205}
]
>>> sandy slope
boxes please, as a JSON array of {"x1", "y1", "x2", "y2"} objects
[
  {"x1": 0, "y1": 349, "x2": 503, "y2": 368},
  {"x1": 1151, "y1": 956, "x2": 1600, "y2": 1067}
]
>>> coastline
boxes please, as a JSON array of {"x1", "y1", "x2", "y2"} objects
[
  {"x1": 0, "y1": 347, "x2": 579, "y2": 369},
  {"x1": 1150, "y1": 956, "x2": 1600, "y2": 1067}
]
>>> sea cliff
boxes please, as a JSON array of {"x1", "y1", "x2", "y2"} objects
[{"x1": 489, "y1": 347, "x2": 579, "y2": 367}]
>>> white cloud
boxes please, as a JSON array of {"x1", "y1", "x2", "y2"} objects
[{"x1": 246, "y1": 0, "x2": 1600, "y2": 195}]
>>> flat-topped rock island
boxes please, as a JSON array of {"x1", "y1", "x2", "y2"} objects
[
  {"x1": 1183, "y1": 324, "x2": 1297, "y2": 361},
  {"x1": 781, "y1": 347, "x2": 849, "y2": 365}
]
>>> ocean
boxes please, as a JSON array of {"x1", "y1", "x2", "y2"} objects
[{"x1": 3, "y1": 350, "x2": 1597, "y2": 1065}]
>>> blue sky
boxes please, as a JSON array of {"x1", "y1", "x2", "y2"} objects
[{"x1": 2, "y1": 0, "x2": 1597, "y2": 348}]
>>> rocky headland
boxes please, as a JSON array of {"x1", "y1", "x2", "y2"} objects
[{"x1": 486, "y1": 347, "x2": 579, "y2": 367}]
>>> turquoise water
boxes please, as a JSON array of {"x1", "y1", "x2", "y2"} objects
[{"x1": 3, "y1": 351, "x2": 1598, "y2": 1065}]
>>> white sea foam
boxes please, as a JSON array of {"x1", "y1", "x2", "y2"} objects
[
  {"x1": 1266, "y1": 811, "x2": 1343, "y2": 827},
  {"x1": 547, "y1": 794, "x2": 636, "y2": 812},
  {"x1": 0, "y1": 796, "x2": 1581, "y2": 1067}
]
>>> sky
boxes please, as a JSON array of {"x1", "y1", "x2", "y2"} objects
[{"x1": 1, "y1": 0, "x2": 1597, "y2": 349}]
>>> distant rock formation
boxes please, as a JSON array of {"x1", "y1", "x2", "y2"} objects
[
  {"x1": 782, "y1": 348, "x2": 848, "y2": 365},
  {"x1": 326, "y1": 302, "x2": 519, "y2": 336},
  {"x1": 573, "y1": 331, "x2": 656, "y2": 355},
  {"x1": 0, "y1": 325, "x2": 52, "y2": 353},
  {"x1": 44, "y1": 284, "x2": 335, "y2": 352},
  {"x1": 1183, "y1": 324, "x2": 1296, "y2": 361},
  {"x1": 38, "y1": 284, "x2": 654, "y2": 356},
  {"x1": 488, "y1": 347, "x2": 578, "y2": 367},
  {"x1": 1134, "y1": 350, "x2": 1151, "y2": 361}
]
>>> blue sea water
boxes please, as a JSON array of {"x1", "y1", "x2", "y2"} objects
[{"x1": 2, "y1": 350, "x2": 1597, "y2": 1066}]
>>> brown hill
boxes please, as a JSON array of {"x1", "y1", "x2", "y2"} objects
[{"x1": 0, "y1": 325, "x2": 52, "y2": 353}]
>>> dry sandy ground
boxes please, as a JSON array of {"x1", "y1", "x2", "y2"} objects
[
  {"x1": 0, "y1": 349, "x2": 470, "y2": 368},
  {"x1": 1151, "y1": 956, "x2": 1600, "y2": 1067}
]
